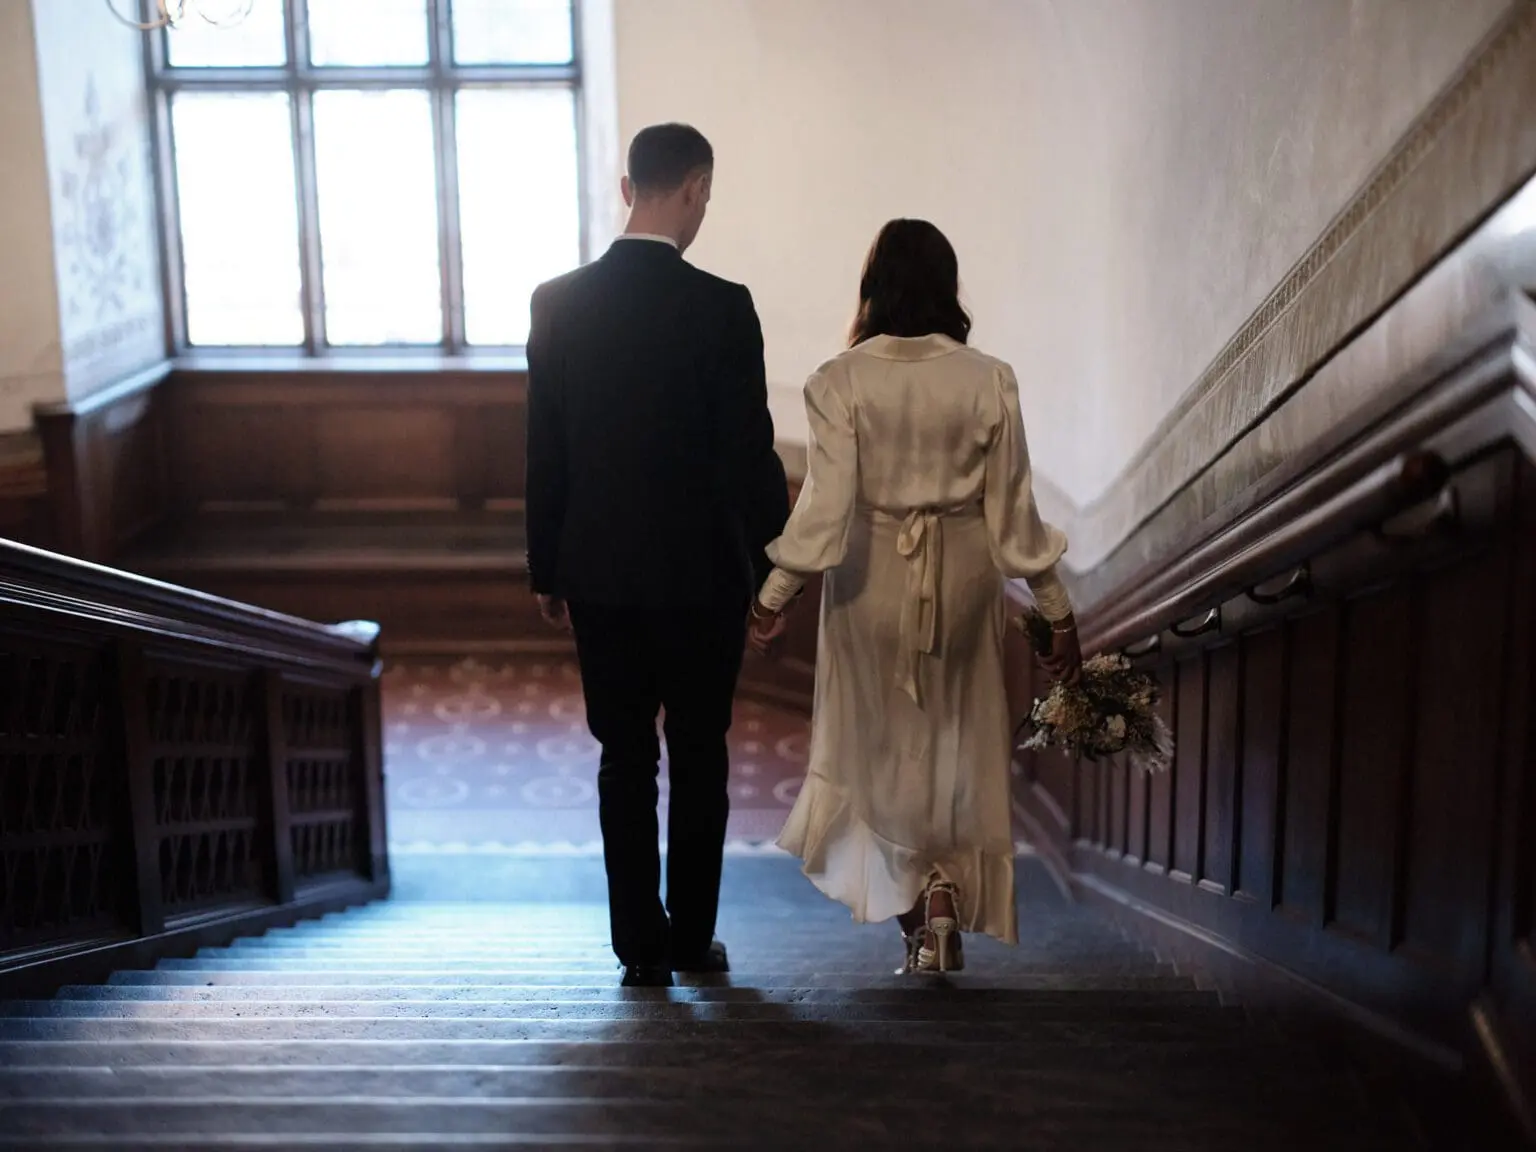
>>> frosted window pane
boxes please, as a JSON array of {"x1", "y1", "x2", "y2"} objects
[
  {"x1": 313, "y1": 90, "x2": 443, "y2": 345},
  {"x1": 171, "y1": 93, "x2": 303, "y2": 346},
  {"x1": 308, "y1": 0, "x2": 429, "y2": 66},
  {"x1": 164, "y1": 0, "x2": 287, "y2": 67},
  {"x1": 452, "y1": 0, "x2": 573, "y2": 65},
  {"x1": 456, "y1": 88, "x2": 580, "y2": 346}
]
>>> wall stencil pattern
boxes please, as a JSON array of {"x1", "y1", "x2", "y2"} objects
[{"x1": 31, "y1": 0, "x2": 165, "y2": 405}]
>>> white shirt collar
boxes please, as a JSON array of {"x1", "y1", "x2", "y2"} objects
[{"x1": 614, "y1": 233, "x2": 678, "y2": 249}]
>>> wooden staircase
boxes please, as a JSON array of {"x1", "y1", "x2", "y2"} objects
[{"x1": 0, "y1": 858, "x2": 1482, "y2": 1149}]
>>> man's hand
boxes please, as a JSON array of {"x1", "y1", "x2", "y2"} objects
[
  {"x1": 536, "y1": 594, "x2": 570, "y2": 632},
  {"x1": 747, "y1": 602, "x2": 790, "y2": 657},
  {"x1": 1039, "y1": 617, "x2": 1082, "y2": 685}
]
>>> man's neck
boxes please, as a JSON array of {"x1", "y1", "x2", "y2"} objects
[
  {"x1": 622, "y1": 212, "x2": 681, "y2": 247},
  {"x1": 618, "y1": 231, "x2": 678, "y2": 249}
]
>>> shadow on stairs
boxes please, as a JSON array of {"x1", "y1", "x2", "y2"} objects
[{"x1": 0, "y1": 858, "x2": 1496, "y2": 1149}]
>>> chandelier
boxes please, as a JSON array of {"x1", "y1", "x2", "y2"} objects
[{"x1": 105, "y1": 0, "x2": 255, "y2": 30}]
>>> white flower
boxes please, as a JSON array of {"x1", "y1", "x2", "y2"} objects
[{"x1": 1106, "y1": 714, "x2": 1127, "y2": 741}]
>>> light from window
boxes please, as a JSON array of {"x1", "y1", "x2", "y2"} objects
[
  {"x1": 457, "y1": 88, "x2": 580, "y2": 346},
  {"x1": 307, "y1": 0, "x2": 430, "y2": 67},
  {"x1": 156, "y1": 0, "x2": 580, "y2": 351},
  {"x1": 451, "y1": 0, "x2": 574, "y2": 64},
  {"x1": 165, "y1": 0, "x2": 287, "y2": 67},
  {"x1": 171, "y1": 93, "x2": 304, "y2": 346},
  {"x1": 313, "y1": 90, "x2": 443, "y2": 345}
]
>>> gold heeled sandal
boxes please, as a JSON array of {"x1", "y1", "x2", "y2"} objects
[{"x1": 915, "y1": 879, "x2": 965, "y2": 974}]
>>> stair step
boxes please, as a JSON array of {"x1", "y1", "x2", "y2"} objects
[
  {"x1": 105, "y1": 976, "x2": 1185, "y2": 995},
  {"x1": 0, "y1": 1138, "x2": 1411, "y2": 1152},
  {"x1": 153, "y1": 959, "x2": 1171, "y2": 976},
  {"x1": 0, "y1": 1035, "x2": 1336, "y2": 1071},
  {"x1": 0, "y1": 1098, "x2": 1404, "y2": 1145},
  {"x1": 209, "y1": 943, "x2": 1155, "y2": 960},
  {"x1": 56, "y1": 979, "x2": 1207, "y2": 1002},
  {"x1": 4, "y1": 997, "x2": 1227, "y2": 1022},
  {"x1": 0, "y1": 1062, "x2": 1381, "y2": 1103},
  {"x1": 0, "y1": 1013, "x2": 1262, "y2": 1043}
]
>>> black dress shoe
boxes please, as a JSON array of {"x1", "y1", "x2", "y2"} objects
[
  {"x1": 673, "y1": 940, "x2": 729, "y2": 973},
  {"x1": 620, "y1": 964, "x2": 674, "y2": 988}
]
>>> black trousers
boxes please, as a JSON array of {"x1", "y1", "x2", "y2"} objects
[{"x1": 567, "y1": 600, "x2": 747, "y2": 966}]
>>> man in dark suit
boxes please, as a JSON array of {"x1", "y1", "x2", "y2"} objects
[{"x1": 525, "y1": 124, "x2": 790, "y2": 988}]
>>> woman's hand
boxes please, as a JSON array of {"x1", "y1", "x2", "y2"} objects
[
  {"x1": 1039, "y1": 615, "x2": 1082, "y2": 685},
  {"x1": 748, "y1": 601, "x2": 790, "y2": 657}
]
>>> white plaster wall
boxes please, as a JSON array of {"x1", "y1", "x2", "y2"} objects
[
  {"x1": 1024, "y1": 0, "x2": 1511, "y2": 502},
  {"x1": 0, "y1": 0, "x2": 64, "y2": 432},
  {"x1": 611, "y1": 0, "x2": 1038, "y2": 457},
  {"x1": 611, "y1": 0, "x2": 1511, "y2": 509}
]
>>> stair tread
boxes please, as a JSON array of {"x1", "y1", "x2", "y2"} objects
[
  {"x1": 4, "y1": 997, "x2": 1229, "y2": 1021},
  {"x1": 0, "y1": 1098, "x2": 1415, "y2": 1144},
  {"x1": 55, "y1": 981, "x2": 1208, "y2": 1001}
]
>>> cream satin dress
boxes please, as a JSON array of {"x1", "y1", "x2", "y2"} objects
[{"x1": 757, "y1": 333, "x2": 1072, "y2": 944}]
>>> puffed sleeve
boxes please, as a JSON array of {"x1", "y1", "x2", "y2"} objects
[
  {"x1": 983, "y1": 363, "x2": 1073, "y2": 620},
  {"x1": 756, "y1": 365, "x2": 858, "y2": 611}
]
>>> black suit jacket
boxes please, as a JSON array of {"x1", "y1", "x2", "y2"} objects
[{"x1": 525, "y1": 239, "x2": 790, "y2": 609}]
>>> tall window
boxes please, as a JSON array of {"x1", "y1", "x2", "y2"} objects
[{"x1": 150, "y1": 0, "x2": 582, "y2": 352}]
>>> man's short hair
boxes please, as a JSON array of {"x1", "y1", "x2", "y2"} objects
[{"x1": 627, "y1": 123, "x2": 713, "y2": 195}]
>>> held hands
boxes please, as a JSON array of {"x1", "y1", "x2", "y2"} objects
[
  {"x1": 1039, "y1": 615, "x2": 1083, "y2": 686},
  {"x1": 747, "y1": 600, "x2": 790, "y2": 657},
  {"x1": 536, "y1": 594, "x2": 571, "y2": 632}
]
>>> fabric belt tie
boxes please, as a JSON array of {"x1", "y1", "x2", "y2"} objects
[{"x1": 894, "y1": 508, "x2": 944, "y2": 707}]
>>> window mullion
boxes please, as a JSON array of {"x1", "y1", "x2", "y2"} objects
[
  {"x1": 431, "y1": 0, "x2": 465, "y2": 351},
  {"x1": 287, "y1": 0, "x2": 326, "y2": 352},
  {"x1": 144, "y1": 24, "x2": 189, "y2": 353},
  {"x1": 434, "y1": 91, "x2": 466, "y2": 352}
]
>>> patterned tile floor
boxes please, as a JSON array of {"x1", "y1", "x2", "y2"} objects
[{"x1": 382, "y1": 655, "x2": 812, "y2": 854}]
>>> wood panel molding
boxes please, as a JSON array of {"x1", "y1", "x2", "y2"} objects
[{"x1": 1009, "y1": 290, "x2": 1536, "y2": 1132}]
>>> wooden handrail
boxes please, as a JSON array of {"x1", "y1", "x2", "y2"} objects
[
  {"x1": 1084, "y1": 450, "x2": 1448, "y2": 656},
  {"x1": 0, "y1": 537, "x2": 377, "y2": 669}
]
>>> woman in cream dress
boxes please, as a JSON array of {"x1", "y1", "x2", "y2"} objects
[{"x1": 749, "y1": 220, "x2": 1081, "y2": 973}]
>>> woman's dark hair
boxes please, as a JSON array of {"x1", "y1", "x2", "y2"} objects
[{"x1": 848, "y1": 219, "x2": 972, "y2": 348}]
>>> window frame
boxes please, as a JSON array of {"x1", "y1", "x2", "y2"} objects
[{"x1": 145, "y1": 0, "x2": 586, "y2": 357}]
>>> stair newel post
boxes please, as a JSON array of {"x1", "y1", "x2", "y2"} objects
[
  {"x1": 356, "y1": 635, "x2": 389, "y2": 886},
  {"x1": 259, "y1": 668, "x2": 296, "y2": 905},
  {"x1": 112, "y1": 638, "x2": 164, "y2": 938}
]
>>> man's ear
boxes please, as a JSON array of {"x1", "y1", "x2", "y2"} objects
[{"x1": 621, "y1": 174, "x2": 635, "y2": 208}]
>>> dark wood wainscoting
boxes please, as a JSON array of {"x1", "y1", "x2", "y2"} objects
[
  {"x1": 0, "y1": 538, "x2": 388, "y2": 999},
  {"x1": 1009, "y1": 314, "x2": 1536, "y2": 1128},
  {"x1": 25, "y1": 361, "x2": 819, "y2": 684},
  {"x1": 0, "y1": 434, "x2": 50, "y2": 549},
  {"x1": 150, "y1": 365, "x2": 531, "y2": 649},
  {"x1": 27, "y1": 363, "x2": 535, "y2": 649},
  {"x1": 32, "y1": 363, "x2": 175, "y2": 563},
  {"x1": 166, "y1": 365, "x2": 527, "y2": 518}
]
